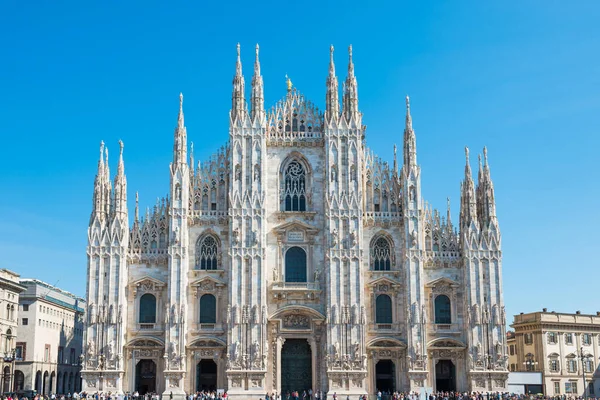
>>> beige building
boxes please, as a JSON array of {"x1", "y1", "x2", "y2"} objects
[
  {"x1": 82, "y1": 45, "x2": 509, "y2": 399},
  {"x1": 511, "y1": 310, "x2": 600, "y2": 397},
  {"x1": 0, "y1": 269, "x2": 26, "y2": 394},
  {"x1": 15, "y1": 279, "x2": 86, "y2": 395}
]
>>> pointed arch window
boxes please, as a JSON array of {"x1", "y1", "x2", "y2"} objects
[
  {"x1": 283, "y1": 160, "x2": 306, "y2": 211},
  {"x1": 199, "y1": 294, "x2": 216, "y2": 324},
  {"x1": 196, "y1": 235, "x2": 219, "y2": 270},
  {"x1": 371, "y1": 237, "x2": 392, "y2": 271},
  {"x1": 285, "y1": 246, "x2": 307, "y2": 283},
  {"x1": 139, "y1": 293, "x2": 156, "y2": 323},
  {"x1": 376, "y1": 294, "x2": 393, "y2": 324},
  {"x1": 434, "y1": 295, "x2": 451, "y2": 324}
]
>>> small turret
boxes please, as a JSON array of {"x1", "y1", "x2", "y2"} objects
[
  {"x1": 325, "y1": 45, "x2": 339, "y2": 122},
  {"x1": 251, "y1": 44, "x2": 265, "y2": 122},
  {"x1": 460, "y1": 147, "x2": 478, "y2": 233},
  {"x1": 231, "y1": 43, "x2": 247, "y2": 121},
  {"x1": 113, "y1": 140, "x2": 127, "y2": 216},
  {"x1": 477, "y1": 147, "x2": 497, "y2": 230},
  {"x1": 403, "y1": 96, "x2": 417, "y2": 171},
  {"x1": 342, "y1": 45, "x2": 359, "y2": 121},
  {"x1": 172, "y1": 93, "x2": 188, "y2": 167}
]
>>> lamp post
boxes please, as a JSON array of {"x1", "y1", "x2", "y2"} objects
[
  {"x1": 3, "y1": 348, "x2": 17, "y2": 394},
  {"x1": 579, "y1": 346, "x2": 592, "y2": 400}
]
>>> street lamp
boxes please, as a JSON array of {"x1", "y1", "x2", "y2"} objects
[
  {"x1": 523, "y1": 355, "x2": 538, "y2": 372},
  {"x1": 3, "y1": 348, "x2": 17, "y2": 394},
  {"x1": 579, "y1": 346, "x2": 592, "y2": 400}
]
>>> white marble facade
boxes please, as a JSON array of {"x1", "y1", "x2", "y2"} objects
[{"x1": 81, "y1": 45, "x2": 508, "y2": 399}]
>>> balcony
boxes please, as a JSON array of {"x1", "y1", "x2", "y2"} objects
[
  {"x1": 136, "y1": 323, "x2": 162, "y2": 332},
  {"x1": 271, "y1": 282, "x2": 321, "y2": 301},
  {"x1": 368, "y1": 323, "x2": 402, "y2": 334}
]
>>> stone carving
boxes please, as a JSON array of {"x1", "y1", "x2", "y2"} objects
[
  {"x1": 282, "y1": 314, "x2": 310, "y2": 329},
  {"x1": 262, "y1": 305, "x2": 267, "y2": 324},
  {"x1": 410, "y1": 230, "x2": 417, "y2": 247},
  {"x1": 86, "y1": 340, "x2": 95, "y2": 358},
  {"x1": 313, "y1": 268, "x2": 321, "y2": 282},
  {"x1": 333, "y1": 342, "x2": 340, "y2": 358},
  {"x1": 232, "y1": 228, "x2": 239, "y2": 245},
  {"x1": 242, "y1": 305, "x2": 249, "y2": 324},
  {"x1": 473, "y1": 304, "x2": 481, "y2": 325},
  {"x1": 331, "y1": 229, "x2": 338, "y2": 247},
  {"x1": 171, "y1": 304, "x2": 178, "y2": 324},
  {"x1": 254, "y1": 164, "x2": 260, "y2": 182},
  {"x1": 117, "y1": 305, "x2": 123, "y2": 323},
  {"x1": 89, "y1": 304, "x2": 96, "y2": 325},
  {"x1": 106, "y1": 343, "x2": 114, "y2": 360},
  {"x1": 180, "y1": 304, "x2": 186, "y2": 324},
  {"x1": 353, "y1": 342, "x2": 360, "y2": 360},
  {"x1": 252, "y1": 305, "x2": 259, "y2": 324},
  {"x1": 226, "y1": 305, "x2": 231, "y2": 324},
  {"x1": 360, "y1": 306, "x2": 366, "y2": 325},
  {"x1": 331, "y1": 305, "x2": 337, "y2": 324},
  {"x1": 349, "y1": 230, "x2": 357, "y2": 247},
  {"x1": 164, "y1": 304, "x2": 170, "y2": 324}
]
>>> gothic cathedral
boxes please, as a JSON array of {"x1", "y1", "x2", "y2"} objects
[{"x1": 82, "y1": 45, "x2": 509, "y2": 399}]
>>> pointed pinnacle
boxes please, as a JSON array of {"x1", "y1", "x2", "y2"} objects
[
  {"x1": 236, "y1": 43, "x2": 242, "y2": 75},
  {"x1": 254, "y1": 43, "x2": 261, "y2": 75},
  {"x1": 483, "y1": 146, "x2": 488, "y2": 167},
  {"x1": 135, "y1": 191, "x2": 139, "y2": 222},
  {"x1": 99, "y1": 141, "x2": 105, "y2": 165},
  {"x1": 329, "y1": 45, "x2": 335, "y2": 75},
  {"x1": 178, "y1": 92, "x2": 184, "y2": 127},
  {"x1": 348, "y1": 45, "x2": 354, "y2": 76}
]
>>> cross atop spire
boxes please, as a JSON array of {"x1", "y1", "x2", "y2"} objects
[
  {"x1": 348, "y1": 44, "x2": 354, "y2": 77},
  {"x1": 251, "y1": 43, "x2": 264, "y2": 122},
  {"x1": 343, "y1": 44, "x2": 359, "y2": 121},
  {"x1": 231, "y1": 43, "x2": 247, "y2": 120},
  {"x1": 403, "y1": 95, "x2": 417, "y2": 170},
  {"x1": 236, "y1": 42, "x2": 242, "y2": 76},
  {"x1": 173, "y1": 93, "x2": 188, "y2": 166},
  {"x1": 326, "y1": 45, "x2": 340, "y2": 122},
  {"x1": 329, "y1": 45, "x2": 335, "y2": 75}
]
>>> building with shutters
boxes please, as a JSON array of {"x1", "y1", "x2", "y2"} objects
[
  {"x1": 81, "y1": 44, "x2": 508, "y2": 399},
  {"x1": 14, "y1": 279, "x2": 85, "y2": 396},
  {"x1": 510, "y1": 310, "x2": 600, "y2": 397}
]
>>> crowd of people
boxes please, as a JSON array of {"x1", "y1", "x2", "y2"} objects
[{"x1": 5, "y1": 390, "x2": 599, "y2": 400}]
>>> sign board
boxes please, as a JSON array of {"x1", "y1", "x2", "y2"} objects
[{"x1": 288, "y1": 231, "x2": 304, "y2": 242}]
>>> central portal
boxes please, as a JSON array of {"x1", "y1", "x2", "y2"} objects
[
  {"x1": 281, "y1": 339, "x2": 312, "y2": 395},
  {"x1": 135, "y1": 359, "x2": 157, "y2": 394},
  {"x1": 435, "y1": 360, "x2": 456, "y2": 392}
]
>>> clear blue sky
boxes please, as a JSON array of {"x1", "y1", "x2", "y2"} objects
[{"x1": 1, "y1": 1, "x2": 599, "y2": 322}]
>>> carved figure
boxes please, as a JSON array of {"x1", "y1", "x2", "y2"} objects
[
  {"x1": 415, "y1": 341, "x2": 422, "y2": 357},
  {"x1": 235, "y1": 164, "x2": 241, "y2": 181},
  {"x1": 164, "y1": 304, "x2": 170, "y2": 324},
  {"x1": 351, "y1": 305, "x2": 357, "y2": 325},
  {"x1": 353, "y1": 342, "x2": 360, "y2": 360},
  {"x1": 180, "y1": 304, "x2": 186, "y2": 324},
  {"x1": 349, "y1": 230, "x2": 357, "y2": 247},
  {"x1": 360, "y1": 305, "x2": 367, "y2": 325},
  {"x1": 331, "y1": 305, "x2": 337, "y2": 325},
  {"x1": 313, "y1": 268, "x2": 321, "y2": 282},
  {"x1": 106, "y1": 343, "x2": 114, "y2": 360},
  {"x1": 169, "y1": 341, "x2": 178, "y2": 358},
  {"x1": 232, "y1": 228, "x2": 239, "y2": 245},
  {"x1": 171, "y1": 304, "x2": 178, "y2": 324},
  {"x1": 109, "y1": 305, "x2": 115, "y2": 325},
  {"x1": 333, "y1": 342, "x2": 340, "y2": 358},
  {"x1": 473, "y1": 304, "x2": 481, "y2": 325},
  {"x1": 254, "y1": 165, "x2": 260, "y2": 182},
  {"x1": 331, "y1": 229, "x2": 338, "y2": 247},
  {"x1": 89, "y1": 304, "x2": 96, "y2": 325},
  {"x1": 117, "y1": 305, "x2": 123, "y2": 323},
  {"x1": 252, "y1": 305, "x2": 259, "y2": 324},
  {"x1": 226, "y1": 306, "x2": 231, "y2": 324},
  {"x1": 251, "y1": 341, "x2": 259, "y2": 360},
  {"x1": 86, "y1": 340, "x2": 95, "y2": 358}
]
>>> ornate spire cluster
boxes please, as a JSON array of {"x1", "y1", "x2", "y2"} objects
[
  {"x1": 172, "y1": 93, "x2": 188, "y2": 167},
  {"x1": 403, "y1": 95, "x2": 417, "y2": 171},
  {"x1": 90, "y1": 140, "x2": 128, "y2": 223},
  {"x1": 231, "y1": 43, "x2": 247, "y2": 121},
  {"x1": 342, "y1": 45, "x2": 359, "y2": 121},
  {"x1": 325, "y1": 45, "x2": 339, "y2": 122},
  {"x1": 476, "y1": 146, "x2": 497, "y2": 230},
  {"x1": 251, "y1": 44, "x2": 265, "y2": 122}
]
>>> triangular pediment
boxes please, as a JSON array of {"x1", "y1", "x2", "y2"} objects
[
  {"x1": 425, "y1": 277, "x2": 459, "y2": 288},
  {"x1": 368, "y1": 276, "x2": 401, "y2": 289},
  {"x1": 273, "y1": 219, "x2": 319, "y2": 235},
  {"x1": 130, "y1": 275, "x2": 166, "y2": 288},
  {"x1": 190, "y1": 275, "x2": 226, "y2": 288}
]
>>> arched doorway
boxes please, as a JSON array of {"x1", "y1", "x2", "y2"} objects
[
  {"x1": 49, "y1": 371, "x2": 55, "y2": 394},
  {"x1": 43, "y1": 371, "x2": 49, "y2": 395},
  {"x1": 34, "y1": 371, "x2": 41, "y2": 393},
  {"x1": 196, "y1": 359, "x2": 217, "y2": 391},
  {"x1": 375, "y1": 360, "x2": 395, "y2": 393},
  {"x1": 435, "y1": 360, "x2": 456, "y2": 391},
  {"x1": 135, "y1": 360, "x2": 157, "y2": 394},
  {"x1": 57, "y1": 372, "x2": 62, "y2": 394},
  {"x1": 281, "y1": 339, "x2": 312, "y2": 395},
  {"x1": 2, "y1": 366, "x2": 10, "y2": 393},
  {"x1": 13, "y1": 370, "x2": 24, "y2": 392}
]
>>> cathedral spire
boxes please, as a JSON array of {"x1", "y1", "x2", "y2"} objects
[
  {"x1": 393, "y1": 144, "x2": 398, "y2": 177},
  {"x1": 134, "y1": 191, "x2": 139, "y2": 223},
  {"x1": 326, "y1": 45, "x2": 340, "y2": 122},
  {"x1": 91, "y1": 141, "x2": 107, "y2": 222},
  {"x1": 251, "y1": 43, "x2": 265, "y2": 122},
  {"x1": 342, "y1": 45, "x2": 359, "y2": 121},
  {"x1": 403, "y1": 95, "x2": 417, "y2": 170},
  {"x1": 103, "y1": 145, "x2": 112, "y2": 215},
  {"x1": 173, "y1": 93, "x2": 188, "y2": 166},
  {"x1": 113, "y1": 140, "x2": 127, "y2": 216},
  {"x1": 231, "y1": 43, "x2": 247, "y2": 121},
  {"x1": 447, "y1": 197, "x2": 452, "y2": 228},
  {"x1": 460, "y1": 146, "x2": 478, "y2": 233},
  {"x1": 477, "y1": 146, "x2": 497, "y2": 229}
]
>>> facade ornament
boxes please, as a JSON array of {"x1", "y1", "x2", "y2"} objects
[
  {"x1": 171, "y1": 304, "x2": 178, "y2": 325},
  {"x1": 331, "y1": 229, "x2": 338, "y2": 247},
  {"x1": 164, "y1": 304, "x2": 170, "y2": 324},
  {"x1": 109, "y1": 305, "x2": 115, "y2": 324},
  {"x1": 349, "y1": 230, "x2": 357, "y2": 247},
  {"x1": 117, "y1": 305, "x2": 123, "y2": 324},
  {"x1": 226, "y1": 305, "x2": 231, "y2": 324},
  {"x1": 261, "y1": 305, "x2": 267, "y2": 324},
  {"x1": 232, "y1": 228, "x2": 239, "y2": 245},
  {"x1": 313, "y1": 268, "x2": 321, "y2": 282},
  {"x1": 86, "y1": 340, "x2": 96, "y2": 358}
]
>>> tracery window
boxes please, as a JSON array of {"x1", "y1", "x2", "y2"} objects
[
  {"x1": 139, "y1": 294, "x2": 156, "y2": 323},
  {"x1": 434, "y1": 295, "x2": 451, "y2": 324},
  {"x1": 196, "y1": 235, "x2": 219, "y2": 270},
  {"x1": 199, "y1": 294, "x2": 216, "y2": 324},
  {"x1": 371, "y1": 237, "x2": 392, "y2": 271},
  {"x1": 285, "y1": 246, "x2": 307, "y2": 283},
  {"x1": 283, "y1": 161, "x2": 306, "y2": 212},
  {"x1": 375, "y1": 294, "x2": 393, "y2": 324}
]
